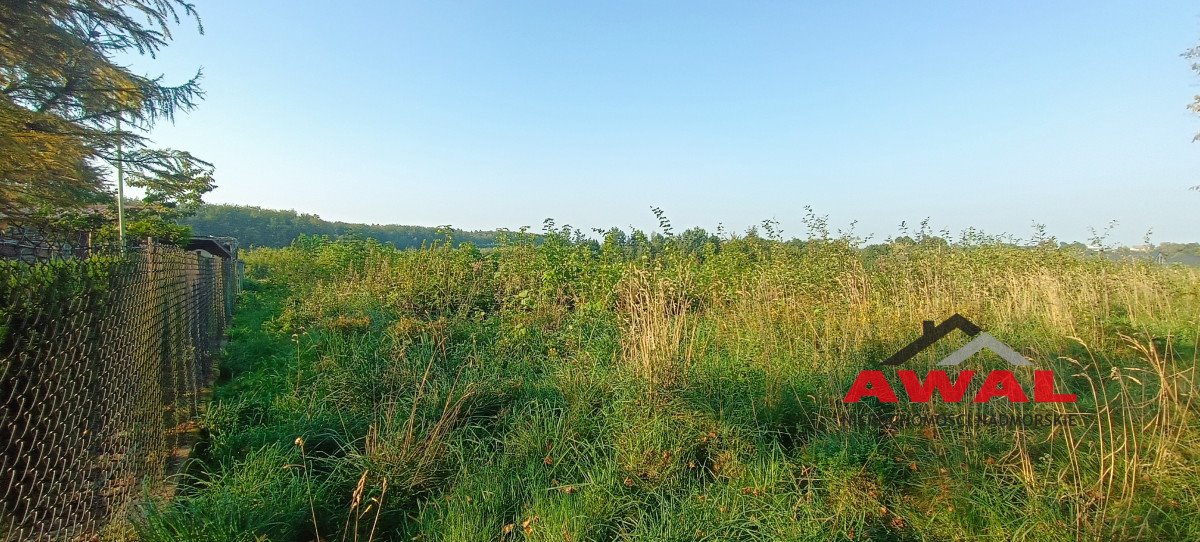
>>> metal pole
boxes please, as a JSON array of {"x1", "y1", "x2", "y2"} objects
[{"x1": 116, "y1": 113, "x2": 125, "y2": 250}]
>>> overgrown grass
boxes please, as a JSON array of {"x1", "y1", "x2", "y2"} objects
[{"x1": 136, "y1": 227, "x2": 1200, "y2": 541}]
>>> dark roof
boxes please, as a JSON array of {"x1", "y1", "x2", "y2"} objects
[{"x1": 185, "y1": 237, "x2": 233, "y2": 259}]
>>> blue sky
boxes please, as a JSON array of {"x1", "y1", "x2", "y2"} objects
[{"x1": 136, "y1": 1, "x2": 1200, "y2": 243}]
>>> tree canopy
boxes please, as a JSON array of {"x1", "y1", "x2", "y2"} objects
[
  {"x1": 182, "y1": 204, "x2": 509, "y2": 249},
  {"x1": 1187, "y1": 43, "x2": 1200, "y2": 191},
  {"x1": 0, "y1": 0, "x2": 213, "y2": 223}
]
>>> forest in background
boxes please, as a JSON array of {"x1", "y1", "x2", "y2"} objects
[
  {"x1": 184, "y1": 204, "x2": 1200, "y2": 267},
  {"x1": 182, "y1": 204, "x2": 505, "y2": 248}
]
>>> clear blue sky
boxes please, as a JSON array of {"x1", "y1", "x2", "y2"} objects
[{"x1": 136, "y1": 1, "x2": 1200, "y2": 243}]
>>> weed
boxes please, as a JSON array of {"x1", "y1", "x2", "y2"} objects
[{"x1": 140, "y1": 225, "x2": 1200, "y2": 541}]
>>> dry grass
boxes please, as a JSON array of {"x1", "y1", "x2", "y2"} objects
[
  {"x1": 143, "y1": 235, "x2": 1200, "y2": 541},
  {"x1": 617, "y1": 266, "x2": 698, "y2": 389}
]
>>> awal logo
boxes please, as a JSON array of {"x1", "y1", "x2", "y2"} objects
[{"x1": 843, "y1": 314, "x2": 1077, "y2": 403}]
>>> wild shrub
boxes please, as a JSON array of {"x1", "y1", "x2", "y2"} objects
[{"x1": 143, "y1": 225, "x2": 1200, "y2": 541}]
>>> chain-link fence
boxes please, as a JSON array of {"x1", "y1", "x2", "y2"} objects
[{"x1": 0, "y1": 235, "x2": 239, "y2": 540}]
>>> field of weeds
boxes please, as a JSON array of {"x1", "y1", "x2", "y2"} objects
[{"x1": 137, "y1": 224, "x2": 1200, "y2": 541}]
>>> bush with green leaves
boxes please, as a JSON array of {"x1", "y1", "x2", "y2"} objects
[{"x1": 143, "y1": 222, "x2": 1200, "y2": 541}]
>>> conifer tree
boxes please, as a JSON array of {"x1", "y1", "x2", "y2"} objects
[
  {"x1": 0, "y1": 0, "x2": 213, "y2": 221},
  {"x1": 1187, "y1": 44, "x2": 1200, "y2": 191}
]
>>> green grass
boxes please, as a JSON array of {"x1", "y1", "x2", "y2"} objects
[{"x1": 134, "y1": 230, "x2": 1200, "y2": 541}]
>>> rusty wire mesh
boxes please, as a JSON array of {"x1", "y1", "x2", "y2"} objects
[
  {"x1": 0, "y1": 236, "x2": 239, "y2": 540},
  {"x1": 0, "y1": 224, "x2": 100, "y2": 262}
]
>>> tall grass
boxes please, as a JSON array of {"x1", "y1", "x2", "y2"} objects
[{"x1": 138, "y1": 228, "x2": 1200, "y2": 541}]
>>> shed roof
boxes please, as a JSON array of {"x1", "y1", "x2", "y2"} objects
[{"x1": 185, "y1": 237, "x2": 234, "y2": 259}]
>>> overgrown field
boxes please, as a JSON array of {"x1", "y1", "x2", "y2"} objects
[{"x1": 137, "y1": 226, "x2": 1200, "y2": 541}]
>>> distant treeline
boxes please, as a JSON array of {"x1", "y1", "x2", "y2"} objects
[
  {"x1": 184, "y1": 204, "x2": 1200, "y2": 265},
  {"x1": 182, "y1": 204, "x2": 503, "y2": 248},
  {"x1": 1108, "y1": 243, "x2": 1200, "y2": 266}
]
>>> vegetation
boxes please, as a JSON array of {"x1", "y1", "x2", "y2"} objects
[
  {"x1": 137, "y1": 221, "x2": 1200, "y2": 541},
  {"x1": 183, "y1": 204, "x2": 510, "y2": 248},
  {"x1": 1108, "y1": 242, "x2": 1200, "y2": 266},
  {"x1": 0, "y1": 0, "x2": 212, "y2": 239},
  {"x1": 1187, "y1": 39, "x2": 1200, "y2": 191}
]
